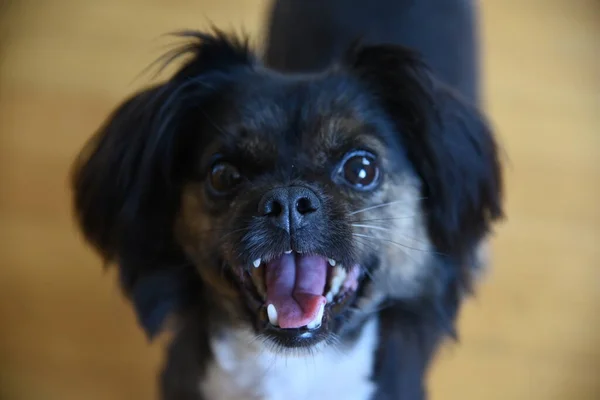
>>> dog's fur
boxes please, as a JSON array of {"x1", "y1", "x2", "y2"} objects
[{"x1": 70, "y1": 1, "x2": 503, "y2": 399}]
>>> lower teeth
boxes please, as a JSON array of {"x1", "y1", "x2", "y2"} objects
[
  {"x1": 306, "y1": 303, "x2": 325, "y2": 329},
  {"x1": 252, "y1": 260, "x2": 357, "y2": 329},
  {"x1": 267, "y1": 304, "x2": 279, "y2": 326}
]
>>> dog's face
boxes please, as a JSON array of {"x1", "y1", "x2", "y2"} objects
[
  {"x1": 176, "y1": 70, "x2": 430, "y2": 347},
  {"x1": 71, "y1": 32, "x2": 503, "y2": 350}
]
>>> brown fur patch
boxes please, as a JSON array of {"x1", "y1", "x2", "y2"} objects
[
  {"x1": 350, "y1": 173, "x2": 434, "y2": 301},
  {"x1": 177, "y1": 184, "x2": 240, "y2": 302}
]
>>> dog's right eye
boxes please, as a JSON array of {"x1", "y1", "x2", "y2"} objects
[{"x1": 207, "y1": 161, "x2": 242, "y2": 195}]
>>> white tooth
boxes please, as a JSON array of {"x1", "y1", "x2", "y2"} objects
[
  {"x1": 331, "y1": 274, "x2": 343, "y2": 287},
  {"x1": 328, "y1": 258, "x2": 336, "y2": 266},
  {"x1": 332, "y1": 265, "x2": 347, "y2": 281},
  {"x1": 331, "y1": 267, "x2": 346, "y2": 288},
  {"x1": 306, "y1": 303, "x2": 325, "y2": 329},
  {"x1": 330, "y1": 276, "x2": 343, "y2": 295},
  {"x1": 267, "y1": 304, "x2": 279, "y2": 326},
  {"x1": 326, "y1": 292, "x2": 334, "y2": 303},
  {"x1": 253, "y1": 258, "x2": 261, "y2": 268},
  {"x1": 284, "y1": 250, "x2": 292, "y2": 254},
  {"x1": 325, "y1": 266, "x2": 346, "y2": 303}
]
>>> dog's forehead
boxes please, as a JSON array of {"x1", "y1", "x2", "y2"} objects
[{"x1": 226, "y1": 74, "x2": 385, "y2": 166}]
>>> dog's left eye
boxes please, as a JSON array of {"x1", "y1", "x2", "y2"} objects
[
  {"x1": 335, "y1": 151, "x2": 380, "y2": 190},
  {"x1": 207, "y1": 161, "x2": 242, "y2": 195}
]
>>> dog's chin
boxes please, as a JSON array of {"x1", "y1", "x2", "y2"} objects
[{"x1": 228, "y1": 250, "x2": 368, "y2": 349}]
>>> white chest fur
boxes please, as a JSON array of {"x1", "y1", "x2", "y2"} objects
[{"x1": 200, "y1": 318, "x2": 379, "y2": 400}]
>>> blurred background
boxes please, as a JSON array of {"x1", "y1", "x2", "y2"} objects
[{"x1": 0, "y1": 0, "x2": 598, "y2": 399}]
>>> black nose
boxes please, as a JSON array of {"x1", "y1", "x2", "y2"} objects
[{"x1": 258, "y1": 186, "x2": 321, "y2": 233}]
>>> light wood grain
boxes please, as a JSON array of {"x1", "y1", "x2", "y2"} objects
[{"x1": 1, "y1": 1, "x2": 598, "y2": 399}]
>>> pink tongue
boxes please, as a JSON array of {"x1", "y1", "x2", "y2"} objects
[{"x1": 265, "y1": 253, "x2": 327, "y2": 329}]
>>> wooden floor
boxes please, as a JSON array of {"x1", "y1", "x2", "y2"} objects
[{"x1": 1, "y1": 1, "x2": 598, "y2": 399}]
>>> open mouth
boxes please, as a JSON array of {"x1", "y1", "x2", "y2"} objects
[{"x1": 238, "y1": 251, "x2": 361, "y2": 338}]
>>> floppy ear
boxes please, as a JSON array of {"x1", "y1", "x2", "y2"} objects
[
  {"x1": 71, "y1": 31, "x2": 254, "y2": 337},
  {"x1": 345, "y1": 44, "x2": 504, "y2": 288}
]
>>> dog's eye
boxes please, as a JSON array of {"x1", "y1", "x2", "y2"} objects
[
  {"x1": 208, "y1": 162, "x2": 242, "y2": 195},
  {"x1": 336, "y1": 151, "x2": 380, "y2": 190}
]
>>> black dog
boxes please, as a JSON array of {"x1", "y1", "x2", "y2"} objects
[{"x1": 71, "y1": 0, "x2": 503, "y2": 398}]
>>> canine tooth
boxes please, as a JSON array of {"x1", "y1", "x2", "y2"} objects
[
  {"x1": 306, "y1": 303, "x2": 325, "y2": 329},
  {"x1": 267, "y1": 304, "x2": 279, "y2": 326},
  {"x1": 253, "y1": 258, "x2": 261, "y2": 268},
  {"x1": 329, "y1": 276, "x2": 343, "y2": 296},
  {"x1": 332, "y1": 265, "x2": 347, "y2": 281},
  {"x1": 328, "y1": 258, "x2": 336, "y2": 266},
  {"x1": 284, "y1": 250, "x2": 292, "y2": 254},
  {"x1": 325, "y1": 266, "x2": 346, "y2": 303},
  {"x1": 331, "y1": 275, "x2": 343, "y2": 288},
  {"x1": 326, "y1": 292, "x2": 334, "y2": 303}
]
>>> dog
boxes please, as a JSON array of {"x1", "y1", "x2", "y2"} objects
[{"x1": 70, "y1": 0, "x2": 504, "y2": 398}]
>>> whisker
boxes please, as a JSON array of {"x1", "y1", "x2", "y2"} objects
[
  {"x1": 350, "y1": 215, "x2": 420, "y2": 223},
  {"x1": 219, "y1": 227, "x2": 249, "y2": 242},
  {"x1": 351, "y1": 224, "x2": 392, "y2": 232},
  {"x1": 352, "y1": 223, "x2": 431, "y2": 246},
  {"x1": 353, "y1": 224, "x2": 433, "y2": 249},
  {"x1": 352, "y1": 236, "x2": 378, "y2": 252},
  {"x1": 354, "y1": 233, "x2": 419, "y2": 265},
  {"x1": 352, "y1": 233, "x2": 435, "y2": 255},
  {"x1": 348, "y1": 198, "x2": 427, "y2": 216},
  {"x1": 348, "y1": 200, "x2": 407, "y2": 216},
  {"x1": 349, "y1": 238, "x2": 378, "y2": 282}
]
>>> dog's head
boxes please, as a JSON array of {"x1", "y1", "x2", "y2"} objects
[{"x1": 71, "y1": 31, "x2": 503, "y2": 350}]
